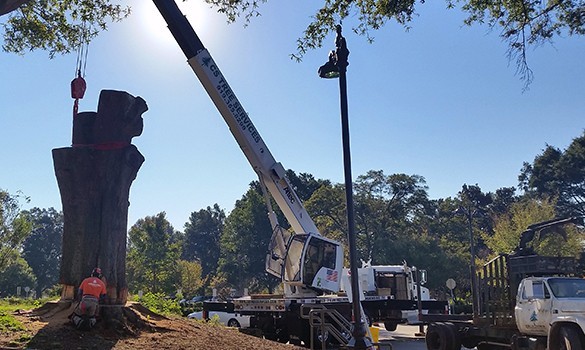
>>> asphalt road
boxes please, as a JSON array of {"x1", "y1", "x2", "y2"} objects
[
  {"x1": 377, "y1": 325, "x2": 475, "y2": 350},
  {"x1": 376, "y1": 324, "x2": 427, "y2": 350}
]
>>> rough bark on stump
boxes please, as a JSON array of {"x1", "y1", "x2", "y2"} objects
[{"x1": 53, "y1": 90, "x2": 147, "y2": 305}]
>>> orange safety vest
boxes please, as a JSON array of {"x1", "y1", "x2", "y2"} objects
[{"x1": 79, "y1": 277, "x2": 106, "y2": 299}]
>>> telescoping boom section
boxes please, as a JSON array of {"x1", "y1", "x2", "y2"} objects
[{"x1": 151, "y1": 0, "x2": 343, "y2": 293}]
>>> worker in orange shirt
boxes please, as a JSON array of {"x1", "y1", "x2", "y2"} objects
[{"x1": 71, "y1": 267, "x2": 107, "y2": 330}]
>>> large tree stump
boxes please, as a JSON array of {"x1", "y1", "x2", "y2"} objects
[{"x1": 53, "y1": 90, "x2": 147, "y2": 305}]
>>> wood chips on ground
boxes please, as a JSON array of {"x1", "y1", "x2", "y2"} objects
[{"x1": 0, "y1": 301, "x2": 305, "y2": 350}]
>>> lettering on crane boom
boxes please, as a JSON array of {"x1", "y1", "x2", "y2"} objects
[
  {"x1": 211, "y1": 68, "x2": 260, "y2": 144},
  {"x1": 283, "y1": 186, "x2": 296, "y2": 204}
]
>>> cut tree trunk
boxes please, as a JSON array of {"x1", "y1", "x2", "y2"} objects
[{"x1": 53, "y1": 90, "x2": 147, "y2": 305}]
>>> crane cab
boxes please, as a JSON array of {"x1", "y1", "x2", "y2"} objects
[{"x1": 277, "y1": 234, "x2": 344, "y2": 293}]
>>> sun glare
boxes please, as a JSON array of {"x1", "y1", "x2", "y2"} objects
[
  {"x1": 138, "y1": 2, "x2": 176, "y2": 45},
  {"x1": 138, "y1": 1, "x2": 222, "y2": 47}
]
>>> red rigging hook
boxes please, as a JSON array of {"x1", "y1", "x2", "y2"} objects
[{"x1": 71, "y1": 70, "x2": 87, "y2": 118}]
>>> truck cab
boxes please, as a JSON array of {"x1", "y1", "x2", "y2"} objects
[
  {"x1": 343, "y1": 261, "x2": 430, "y2": 302},
  {"x1": 515, "y1": 277, "x2": 585, "y2": 337}
]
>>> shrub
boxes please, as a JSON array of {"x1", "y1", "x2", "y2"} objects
[{"x1": 137, "y1": 292, "x2": 181, "y2": 316}]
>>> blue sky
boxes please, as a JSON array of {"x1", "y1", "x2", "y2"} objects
[{"x1": 1, "y1": 0, "x2": 583, "y2": 231}]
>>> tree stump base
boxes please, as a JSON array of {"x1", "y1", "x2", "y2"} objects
[{"x1": 27, "y1": 301, "x2": 164, "y2": 336}]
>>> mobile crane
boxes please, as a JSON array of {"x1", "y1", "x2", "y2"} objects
[
  {"x1": 423, "y1": 216, "x2": 585, "y2": 350},
  {"x1": 151, "y1": 0, "x2": 446, "y2": 346},
  {"x1": 151, "y1": 0, "x2": 343, "y2": 299}
]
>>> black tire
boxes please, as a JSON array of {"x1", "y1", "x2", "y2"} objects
[
  {"x1": 426, "y1": 322, "x2": 453, "y2": 350},
  {"x1": 384, "y1": 321, "x2": 398, "y2": 331},
  {"x1": 275, "y1": 327, "x2": 290, "y2": 344},
  {"x1": 559, "y1": 326, "x2": 584, "y2": 350},
  {"x1": 227, "y1": 319, "x2": 241, "y2": 328},
  {"x1": 444, "y1": 322, "x2": 461, "y2": 350}
]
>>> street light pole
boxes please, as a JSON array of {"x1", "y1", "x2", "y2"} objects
[
  {"x1": 318, "y1": 25, "x2": 372, "y2": 350},
  {"x1": 466, "y1": 206, "x2": 478, "y2": 318},
  {"x1": 456, "y1": 204, "x2": 478, "y2": 318}
]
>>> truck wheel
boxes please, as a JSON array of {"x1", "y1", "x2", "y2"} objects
[
  {"x1": 227, "y1": 319, "x2": 241, "y2": 328},
  {"x1": 444, "y1": 322, "x2": 461, "y2": 350},
  {"x1": 275, "y1": 327, "x2": 290, "y2": 344},
  {"x1": 461, "y1": 338, "x2": 479, "y2": 349},
  {"x1": 426, "y1": 322, "x2": 454, "y2": 350},
  {"x1": 384, "y1": 321, "x2": 398, "y2": 331},
  {"x1": 559, "y1": 326, "x2": 584, "y2": 350}
]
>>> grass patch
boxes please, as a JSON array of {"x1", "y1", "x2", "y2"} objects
[
  {"x1": 0, "y1": 312, "x2": 25, "y2": 332},
  {"x1": 0, "y1": 297, "x2": 56, "y2": 333}
]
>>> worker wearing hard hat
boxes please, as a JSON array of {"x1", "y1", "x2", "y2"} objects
[{"x1": 71, "y1": 268, "x2": 107, "y2": 330}]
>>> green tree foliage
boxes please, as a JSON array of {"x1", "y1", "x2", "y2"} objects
[
  {"x1": 213, "y1": 171, "x2": 329, "y2": 294},
  {"x1": 0, "y1": 257, "x2": 36, "y2": 297},
  {"x1": 127, "y1": 212, "x2": 182, "y2": 295},
  {"x1": 424, "y1": 185, "x2": 518, "y2": 295},
  {"x1": 285, "y1": 170, "x2": 331, "y2": 202},
  {"x1": 1, "y1": 0, "x2": 130, "y2": 57},
  {"x1": 177, "y1": 259, "x2": 204, "y2": 298},
  {"x1": 217, "y1": 186, "x2": 278, "y2": 294},
  {"x1": 456, "y1": 184, "x2": 494, "y2": 253},
  {"x1": 305, "y1": 183, "x2": 347, "y2": 247},
  {"x1": 182, "y1": 204, "x2": 224, "y2": 278},
  {"x1": 204, "y1": 0, "x2": 585, "y2": 86},
  {"x1": 490, "y1": 187, "x2": 518, "y2": 216},
  {"x1": 306, "y1": 170, "x2": 438, "y2": 280},
  {"x1": 353, "y1": 171, "x2": 431, "y2": 264},
  {"x1": 0, "y1": 190, "x2": 31, "y2": 271},
  {"x1": 425, "y1": 197, "x2": 474, "y2": 292},
  {"x1": 519, "y1": 131, "x2": 585, "y2": 216},
  {"x1": 454, "y1": 0, "x2": 585, "y2": 86},
  {"x1": 21, "y1": 207, "x2": 62, "y2": 298},
  {"x1": 485, "y1": 197, "x2": 582, "y2": 258},
  {"x1": 4, "y1": 1, "x2": 583, "y2": 85},
  {"x1": 137, "y1": 291, "x2": 182, "y2": 316}
]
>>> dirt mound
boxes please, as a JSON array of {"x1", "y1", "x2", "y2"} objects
[{"x1": 2, "y1": 301, "x2": 305, "y2": 350}]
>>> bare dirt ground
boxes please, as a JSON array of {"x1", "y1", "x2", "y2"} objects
[{"x1": 0, "y1": 301, "x2": 305, "y2": 350}]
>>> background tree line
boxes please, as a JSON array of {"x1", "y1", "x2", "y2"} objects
[{"x1": 1, "y1": 131, "x2": 583, "y2": 303}]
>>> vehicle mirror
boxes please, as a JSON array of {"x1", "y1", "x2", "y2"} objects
[{"x1": 420, "y1": 270, "x2": 427, "y2": 285}]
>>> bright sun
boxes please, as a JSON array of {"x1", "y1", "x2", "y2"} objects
[{"x1": 138, "y1": 1, "x2": 217, "y2": 47}]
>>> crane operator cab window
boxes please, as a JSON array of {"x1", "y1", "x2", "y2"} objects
[
  {"x1": 302, "y1": 236, "x2": 342, "y2": 292},
  {"x1": 283, "y1": 234, "x2": 342, "y2": 292}
]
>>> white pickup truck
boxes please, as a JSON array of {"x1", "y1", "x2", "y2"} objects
[{"x1": 515, "y1": 276, "x2": 585, "y2": 348}]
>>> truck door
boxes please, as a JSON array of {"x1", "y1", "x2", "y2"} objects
[{"x1": 515, "y1": 279, "x2": 551, "y2": 336}]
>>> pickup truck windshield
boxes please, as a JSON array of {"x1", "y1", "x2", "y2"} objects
[{"x1": 548, "y1": 278, "x2": 585, "y2": 298}]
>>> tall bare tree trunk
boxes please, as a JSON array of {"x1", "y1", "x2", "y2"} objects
[{"x1": 53, "y1": 90, "x2": 147, "y2": 305}]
